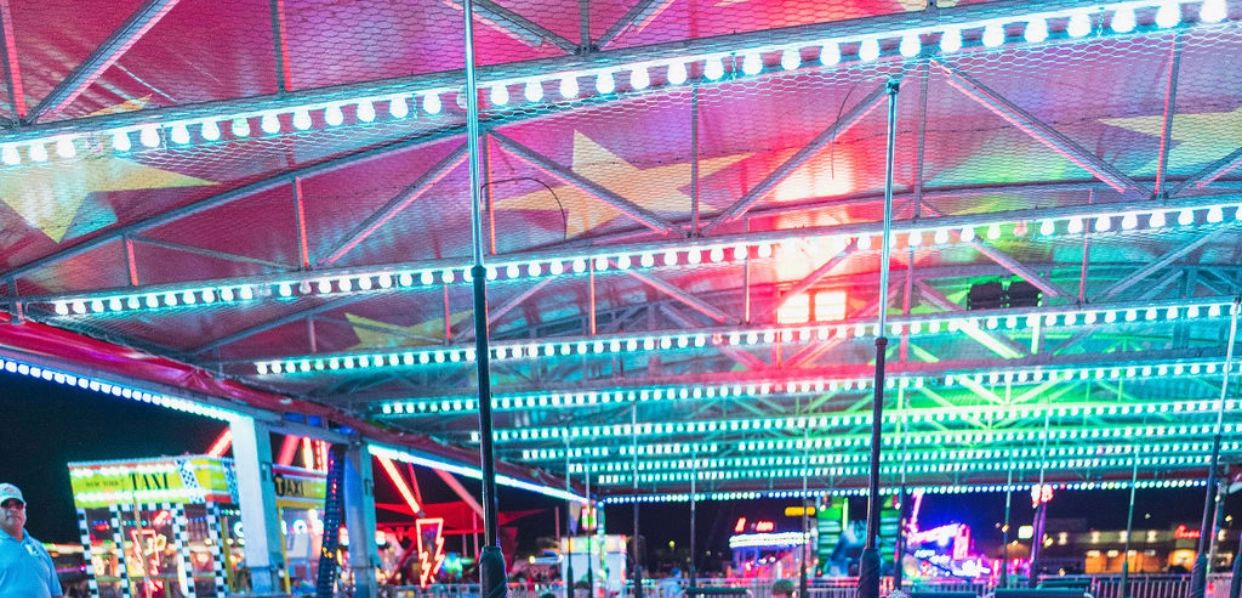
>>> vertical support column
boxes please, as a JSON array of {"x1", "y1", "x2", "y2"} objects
[
  {"x1": 109, "y1": 505, "x2": 133, "y2": 598},
  {"x1": 77, "y1": 508, "x2": 101, "y2": 598},
  {"x1": 231, "y1": 417, "x2": 285, "y2": 593},
  {"x1": 0, "y1": 0, "x2": 27, "y2": 121},
  {"x1": 171, "y1": 503, "x2": 197, "y2": 598},
  {"x1": 345, "y1": 441, "x2": 380, "y2": 598},
  {"x1": 203, "y1": 504, "x2": 230, "y2": 597}
]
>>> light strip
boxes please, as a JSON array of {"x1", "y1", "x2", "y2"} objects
[
  {"x1": 601, "y1": 478, "x2": 1207, "y2": 504},
  {"x1": 367, "y1": 444, "x2": 587, "y2": 503},
  {"x1": 0, "y1": 1, "x2": 1229, "y2": 167},
  {"x1": 0, "y1": 355, "x2": 243, "y2": 422},
  {"x1": 517, "y1": 442, "x2": 718, "y2": 461},
  {"x1": 28, "y1": 198, "x2": 1242, "y2": 320},
  {"x1": 479, "y1": 396, "x2": 1240, "y2": 444},
  {"x1": 381, "y1": 356, "x2": 1239, "y2": 418}
]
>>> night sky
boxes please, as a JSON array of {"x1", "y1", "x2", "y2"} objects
[{"x1": 3, "y1": 366, "x2": 1238, "y2": 568}]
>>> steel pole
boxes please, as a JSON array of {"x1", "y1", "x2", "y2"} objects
[
  {"x1": 689, "y1": 447, "x2": 697, "y2": 591},
  {"x1": 566, "y1": 435, "x2": 576, "y2": 598},
  {"x1": 1119, "y1": 448, "x2": 1139, "y2": 598},
  {"x1": 463, "y1": 2, "x2": 506, "y2": 597},
  {"x1": 1189, "y1": 297, "x2": 1240, "y2": 598},
  {"x1": 857, "y1": 77, "x2": 900, "y2": 598},
  {"x1": 632, "y1": 405, "x2": 644, "y2": 598},
  {"x1": 1001, "y1": 464, "x2": 1014, "y2": 589}
]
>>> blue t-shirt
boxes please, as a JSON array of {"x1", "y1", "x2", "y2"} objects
[{"x1": 0, "y1": 528, "x2": 63, "y2": 598}]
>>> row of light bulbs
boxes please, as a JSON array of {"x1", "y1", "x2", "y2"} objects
[
  {"x1": 603, "y1": 479, "x2": 1206, "y2": 504},
  {"x1": 43, "y1": 198, "x2": 1242, "y2": 321},
  {"x1": 0, "y1": 0, "x2": 1229, "y2": 167},
  {"x1": 480, "y1": 396, "x2": 1238, "y2": 444},
  {"x1": 518, "y1": 442, "x2": 718, "y2": 461},
  {"x1": 382, "y1": 357, "x2": 1238, "y2": 417}
]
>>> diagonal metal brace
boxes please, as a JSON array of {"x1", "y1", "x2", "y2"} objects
[{"x1": 934, "y1": 60, "x2": 1149, "y2": 197}]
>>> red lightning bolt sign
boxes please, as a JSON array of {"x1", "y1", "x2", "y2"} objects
[{"x1": 416, "y1": 517, "x2": 445, "y2": 588}]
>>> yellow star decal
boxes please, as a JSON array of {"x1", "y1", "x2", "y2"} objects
[
  {"x1": 346, "y1": 311, "x2": 473, "y2": 350},
  {"x1": 1101, "y1": 107, "x2": 1242, "y2": 175},
  {"x1": 497, "y1": 131, "x2": 749, "y2": 238},
  {"x1": 0, "y1": 159, "x2": 213, "y2": 243},
  {"x1": 88, "y1": 95, "x2": 153, "y2": 117}
]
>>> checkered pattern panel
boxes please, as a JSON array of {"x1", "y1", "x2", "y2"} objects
[
  {"x1": 203, "y1": 504, "x2": 229, "y2": 597},
  {"x1": 167, "y1": 503, "x2": 197, "y2": 598},
  {"x1": 109, "y1": 505, "x2": 132, "y2": 598},
  {"x1": 76, "y1": 509, "x2": 100, "y2": 598}
]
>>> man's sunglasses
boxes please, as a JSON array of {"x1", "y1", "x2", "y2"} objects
[{"x1": 1, "y1": 500, "x2": 25, "y2": 510}]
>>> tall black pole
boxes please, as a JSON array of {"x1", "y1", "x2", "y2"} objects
[
  {"x1": 857, "y1": 77, "x2": 900, "y2": 598},
  {"x1": 1000, "y1": 464, "x2": 1014, "y2": 589},
  {"x1": 1119, "y1": 447, "x2": 1139, "y2": 598},
  {"x1": 462, "y1": 2, "x2": 505, "y2": 596},
  {"x1": 632, "y1": 405, "x2": 643, "y2": 598},
  {"x1": 689, "y1": 447, "x2": 698, "y2": 591},
  {"x1": 566, "y1": 436, "x2": 576, "y2": 598},
  {"x1": 1189, "y1": 298, "x2": 1240, "y2": 598},
  {"x1": 892, "y1": 386, "x2": 908, "y2": 593}
]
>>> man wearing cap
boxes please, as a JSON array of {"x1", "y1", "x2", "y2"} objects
[{"x1": 0, "y1": 483, "x2": 63, "y2": 598}]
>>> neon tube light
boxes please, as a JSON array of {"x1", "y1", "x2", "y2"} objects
[{"x1": 367, "y1": 444, "x2": 588, "y2": 503}]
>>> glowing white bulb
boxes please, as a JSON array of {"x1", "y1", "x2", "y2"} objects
[
  {"x1": 1178, "y1": 209, "x2": 1194, "y2": 225},
  {"x1": 1150, "y1": 211, "x2": 1167, "y2": 227},
  {"x1": 1067, "y1": 13, "x2": 1092, "y2": 37},
  {"x1": 490, "y1": 84, "x2": 510, "y2": 106},
  {"x1": 982, "y1": 23, "x2": 1005, "y2": 47},
  {"x1": 1, "y1": 144, "x2": 19, "y2": 164},
  {"x1": 1111, "y1": 6, "x2": 1137, "y2": 32},
  {"x1": 595, "y1": 71, "x2": 616, "y2": 94},
  {"x1": 1068, "y1": 217, "x2": 1084, "y2": 234},
  {"x1": 1236, "y1": 205, "x2": 1242, "y2": 222},
  {"x1": 231, "y1": 117, "x2": 251, "y2": 137},
  {"x1": 1024, "y1": 17, "x2": 1049, "y2": 43},
  {"x1": 858, "y1": 38, "x2": 880, "y2": 62},
  {"x1": 780, "y1": 49, "x2": 801, "y2": 70},
  {"x1": 960, "y1": 227, "x2": 976, "y2": 242},
  {"x1": 857, "y1": 235, "x2": 873, "y2": 250},
  {"x1": 742, "y1": 52, "x2": 763, "y2": 76},
  {"x1": 559, "y1": 75, "x2": 579, "y2": 98},
  {"x1": 55, "y1": 137, "x2": 76, "y2": 158},
  {"x1": 1121, "y1": 213, "x2": 1138, "y2": 230},
  {"x1": 424, "y1": 93, "x2": 443, "y2": 114},
  {"x1": 667, "y1": 61, "x2": 688, "y2": 85},
  {"x1": 940, "y1": 28, "x2": 962, "y2": 53},
  {"x1": 907, "y1": 231, "x2": 922, "y2": 246},
  {"x1": 356, "y1": 100, "x2": 376, "y2": 122},
  {"x1": 261, "y1": 113, "x2": 281, "y2": 134},
  {"x1": 324, "y1": 104, "x2": 345, "y2": 126},
  {"x1": 704, "y1": 57, "x2": 725, "y2": 80},
  {"x1": 986, "y1": 223, "x2": 1002, "y2": 240},
  {"x1": 1201, "y1": 0, "x2": 1227, "y2": 23},
  {"x1": 1155, "y1": 1, "x2": 1181, "y2": 28},
  {"x1": 200, "y1": 120, "x2": 221, "y2": 141},
  {"x1": 1094, "y1": 216, "x2": 1111, "y2": 232},
  {"x1": 523, "y1": 80, "x2": 544, "y2": 102},
  {"x1": 623, "y1": 66, "x2": 648, "y2": 91},
  {"x1": 140, "y1": 126, "x2": 161, "y2": 148},
  {"x1": 1207, "y1": 206, "x2": 1223, "y2": 223},
  {"x1": 389, "y1": 95, "x2": 410, "y2": 118},
  {"x1": 292, "y1": 109, "x2": 312, "y2": 130},
  {"x1": 933, "y1": 229, "x2": 949, "y2": 245},
  {"x1": 821, "y1": 42, "x2": 841, "y2": 65}
]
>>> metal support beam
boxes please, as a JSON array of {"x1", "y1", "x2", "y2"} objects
[
  {"x1": 595, "y1": 0, "x2": 676, "y2": 49},
  {"x1": 768, "y1": 240, "x2": 858, "y2": 317},
  {"x1": 702, "y1": 82, "x2": 888, "y2": 234},
  {"x1": 490, "y1": 131, "x2": 681, "y2": 236},
  {"x1": 916, "y1": 281, "x2": 1026, "y2": 359},
  {"x1": 345, "y1": 441, "x2": 379, "y2": 598},
  {"x1": 190, "y1": 293, "x2": 374, "y2": 354},
  {"x1": 446, "y1": 0, "x2": 579, "y2": 53},
  {"x1": 1154, "y1": 34, "x2": 1183, "y2": 198},
  {"x1": 131, "y1": 235, "x2": 295, "y2": 270},
  {"x1": 231, "y1": 417, "x2": 285, "y2": 594},
  {"x1": 28, "y1": 0, "x2": 181, "y2": 123},
  {"x1": 1099, "y1": 229, "x2": 1228, "y2": 300},
  {"x1": 1171, "y1": 147, "x2": 1242, "y2": 196},
  {"x1": 662, "y1": 304, "x2": 765, "y2": 370},
  {"x1": 972, "y1": 239, "x2": 1071, "y2": 298},
  {"x1": 623, "y1": 269, "x2": 737, "y2": 324},
  {"x1": 0, "y1": 0, "x2": 25, "y2": 121},
  {"x1": 320, "y1": 144, "x2": 469, "y2": 265},
  {"x1": 457, "y1": 277, "x2": 555, "y2": 340},
  {"x1": 934, "y1": 60, "x2": 1148, "y2": 197},
  {"x1": 269, "y1": 0, "x2": 292, "y2": 93}
]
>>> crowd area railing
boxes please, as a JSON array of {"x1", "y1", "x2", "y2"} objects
[{"x1": 353, "y1": 574, "x2": 1236, "y2": 598}]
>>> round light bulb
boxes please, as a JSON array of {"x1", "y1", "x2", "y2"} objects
[
  {"x1": 1155, "y1": 1, "x2": 1181, "y2": 28},
  {"x1": 1207, "y1": 206, "x2": 1223, "y2": 223},
  {"x1": 1094, "y1": 216, "x2": 1111, "y2": 232},
  {"x1": 524, "y1": 80, "x2": 544, "y2": 102},
  {"x1": 940, "y1": 28, "x2": 962, "y2": 53},
  {"x1": 292, "y1": 109, "x2": 312, "y2": 130},
  {"x1": 55, "y1": 136, "x2": 77, "y2": 158},
  {"x1": 1111, "y1": 6, "x2": 1137, "y2": 32},
  {"x1": 1201, "y1": 0, "x2": 1227, "y2": 23},
  {"x1": 231, "y1": 117, "x2": 251, "y2": 137},
  {"x1": 559, "y1": 75, "x2": 579, "y2": 98},
  {"x1": 1178, "y1": 209, "x2": 1194, "y2": 225},
  {"x1": 667, "y1": 61, "x2": 688, "y2": 85},
  {"x1": 1, "y1": 144, "x2": 20, "y2": 164},
  {"x1": 630, "y1": 65, "x2": 650, "y2": 90},
  {"x1": 960, "y1": 226, "x2": 976, "y2": 242},
  {"x1": 490, "y1": 84, "x2": 510, "y2": 106},
  {"x1": 1067, "y1": 13, "x2": 1092, "y2": 38},
  {"x1": 1025, "y1": 18, "x2": 1049, "y2": 43},
  {"x1": 356, "y1": 100, "x2": 376, "y2": 122},
  {"x1": 260, "y1": 113, "x2": 281, "y2": 134},
  {"x1": 986, "y1": 223, "x2": 1002, "y2": 240},
  {"x1": 982, "y1": 23, "x2": 1005, "y2": 47},
  {"x1": 140, "y1": 126, "x2": 161, "y2": 148},
  {"x1": 27, "y1": 143, "x2": 47, "y2": 162},
  {"x1": 1150, "y1": 211, "x2": 1167, "y2": 227},
  {"x1": 1068, "y1": 217, "x2": 1084, "y2": 234},
  {"x1": 858, "y1": 38, "x2": 880, "y2": 62},
  {"x1": 423, "y1": 93, "x2": 443, "y2": 114},
  {"x1": 780, "y1": 48, "x2": 801, "y2": 70},
  {"x1": 324, "y1": 103, "x2": 345, "y2": 126},
  {"x1": 821, "y1": 42, "x2": 842, "y2": 65},
  {"x1": 742, "y1": 52, "x2": 763, "y2": 75},
  {"x1": 1121, "y1": 213, "x2": 1138, "y2": 230},
  {"x1": 704, "y1": 57, "x2": 725, "y2": 80},
  {"x1": 899, "y1": 33, "x2": 920, "y2": 57},
  {"x1": 389, "y1": 95, "x2": 410, "y2": 118},
  {"x1": 200, "y1": 120, "x2": 221, "y2": 141},
  {"x1": 595, "y1": 70, "x2": 616, "y2": 94}
]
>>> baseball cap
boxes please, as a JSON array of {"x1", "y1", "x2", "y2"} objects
[{"x1": 0, "y1": 483, "x2": 24, "y2": 506}]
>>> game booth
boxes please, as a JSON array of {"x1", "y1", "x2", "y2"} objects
[{"x1": 68, "y1": 455, "x2": 332, "y2": 597}]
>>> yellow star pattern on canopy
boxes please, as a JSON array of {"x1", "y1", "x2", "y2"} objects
[
  {"x1": 347, "y1": 311, "x2": 473, "y2": 350},
  {"x1": 0, "y1": 159, "x2": 213, "y2": 243},
  {"x1": 497, "y1": 130, "x2": 749, "y2": 238},
  {"x1": 1101, "y1": 107, "x2": 1242, "y2": 175}
]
